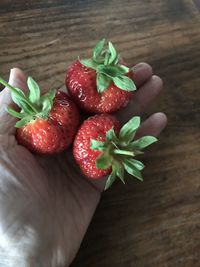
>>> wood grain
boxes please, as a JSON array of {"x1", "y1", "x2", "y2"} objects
[{"x1": 0, "y1": 0, "x2": 200, "y2": 266}]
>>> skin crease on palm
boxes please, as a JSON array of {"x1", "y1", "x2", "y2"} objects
[{"x1": 0, "y1": 64, "x2": 167, "y2": 267}]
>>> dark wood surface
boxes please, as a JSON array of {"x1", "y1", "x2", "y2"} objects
[{"x1": 0, "y1": 0, "x2": 200, "y2": 266}]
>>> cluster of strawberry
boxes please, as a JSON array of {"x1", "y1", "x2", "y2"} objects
[{"x1": 0, "y1": 40, "x2": 157, "y2": 189}]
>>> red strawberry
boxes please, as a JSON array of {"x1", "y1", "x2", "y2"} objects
[
  {"x1": 66, "y1": 39, "x2": 136, "y2": 114},
  {"x1": 73, "y1": 114, "x2": 157, "y2": 190},
  {"x1": 73, "y1": 114, "x2": 120, "y2": 179},
  {"x1": 0, "y1": 77, "x2": 79, "y2": 154}
]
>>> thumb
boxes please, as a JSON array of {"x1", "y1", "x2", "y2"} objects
[{"x1": 0, "y1": 68, "x2": 28, "y2": 135}]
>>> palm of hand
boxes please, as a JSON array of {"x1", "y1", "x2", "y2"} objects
[
  {"x1": 0, "y1": 134, "x2": 99, "y2": 266},
  {"x1": 0, "y1": 66, "x2": 166, "y2": 267}
]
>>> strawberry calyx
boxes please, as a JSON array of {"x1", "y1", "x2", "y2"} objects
[
  {"x1": 0, "y1": 76, "x2": 56, "y2": 128},
  {"x1": 90, "y1": 116, "x2": 158, "y2": 190},
  {"x1": 80, "y1": 39, "x2": 137, "y2": 93}
]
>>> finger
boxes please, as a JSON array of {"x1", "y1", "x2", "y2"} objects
[
  {"x1": 0, "y1": 68, "x2": 28, "y2": 135},
  {"x1": 132, "y1": 62, "x2": 153, "y2": 87},
  {"x1": 135, "y1": 112, "x2": 167, "y2": 138},
  {"x1": 91, "y1": 112, "x2": 167, "y2": 192},
  {"x1": 132, "y1": 75, "x2": 163, "y2": 116},
  {"x1": 118, "y1": 75, "x2": 163, "y2": 123}
]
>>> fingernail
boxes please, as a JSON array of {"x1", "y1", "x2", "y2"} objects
[
  {"x1": 9, "y1": 69, "x2": 15, "y2": 83},
  {"x1": 10, "y1": 68, "x2": 14, "y2": 75},
  {"x1": 9, "y1": 68, "x2": 20, "y2": 88},
  {"x1": 152, "y1": 75, "x2": 163, "y2": 86}
]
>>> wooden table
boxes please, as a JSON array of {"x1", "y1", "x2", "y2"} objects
[{"x1": 0, "y1": 0, "x2": 200, "y2": 266}]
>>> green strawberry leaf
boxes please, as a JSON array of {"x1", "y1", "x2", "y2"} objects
[
  {"x1": 27, "y1": 77, "x2": 40, "y2": 104},
  {"x1": 114, "y1": 162, "x2": 125, "y2": 183},
  {"x1": 10, "y1": 87, "x2": 39, "y2": 115},
  {"x1": 6, "y1": 107, "x2": 24, "y2": 119},
  {"x1": 40, "y1": 98, "x2": 52, "y2": 117},
  {"x1": 123, "y1": 158, "x2": 145, "y2": 171},
  {"x1": 118, "y1": 64, "x2": 129, "y2": 73},
  {"x1": 108, "y1": 42, "x2": 118, "y2": 65},
  {"x1": 123, "y1": 160, "x2": 143, "y2": 181},
  {"x1": 49, "y1": 89, "x2": 56, "y2": 102},
  {"x1": 15, "y1": 116, "x2": 34, "y2": 128},
  {"x1": 106, "y1": 128, "x2": 118, "y2": 141},
  {"x1": 90, "y1": 139, "x2": 105, "y2": 151},
  {"x1": 97, "y1": 65, "x2": 117, "y2": 77},
  {"x1": 80, "y1": 59, "x2": 98, "y2": 70},
  {"x1": 112, "y1": 75, "x2": 136, "y2": 91},
  {"x1": 104, "y1": 50, "x2": 110, "y2": 65},
  {"x1": 40, "y1": 89, "x2": 56, "y2": 109},
  {"x1": 119, "y1": 116, "x2": 140, "y2": 142},
  {"x1": 97, "y1": 65, "x2": 127, "y2": 77},
  {"x1": 93, "y1": 39, "x2": 105, "y2": 61},
  {"x1": 114, "y1": 54, "x2": 119, "y2": 65},
  {"x1": 38, "y1": 89, "x2": 56, "y2": 118},
  {"x1": 96, "y1": 73, "x2": 111, "y2": 93},
  {"x1": 131, "y1": 136, "x2": 158, "y2": 150},
  {"x1": 96, "y1": 153, "x2": 111, "y2": 169},
  {"x1": 42, "y1": 89, "x2": 56, "y2": 105},
  {"x1": 104, "y1": 169, "x2": 117, "y2": 190},
  {"x1": 11, "y1": 88, "x2": 26, "y2": 106},
  {"x1": 11, "y1": 93, "x2": 34, "y2": 115}
]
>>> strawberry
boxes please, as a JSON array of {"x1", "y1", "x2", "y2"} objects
[
  {"x1": 66, "y1": 39, "x2": 136, "y2": 114},
  {"x1": 0, "y1": 77, "x2": 79, "y2": 154},
  {"x1": 73, "y1": 114, "x2": 157, "y2": 190}
]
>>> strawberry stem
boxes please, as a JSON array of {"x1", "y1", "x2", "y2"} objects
[
  {"x1": 0, "y1": 77, "x2": 39, "y2": 113},
  {"x1": 113, "y1": 149, "x2": 134, "y2": 156}
]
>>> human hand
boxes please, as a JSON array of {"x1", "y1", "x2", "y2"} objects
[{"x1": 0, "y1": 64, "x2": 167, "y2": 266}]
